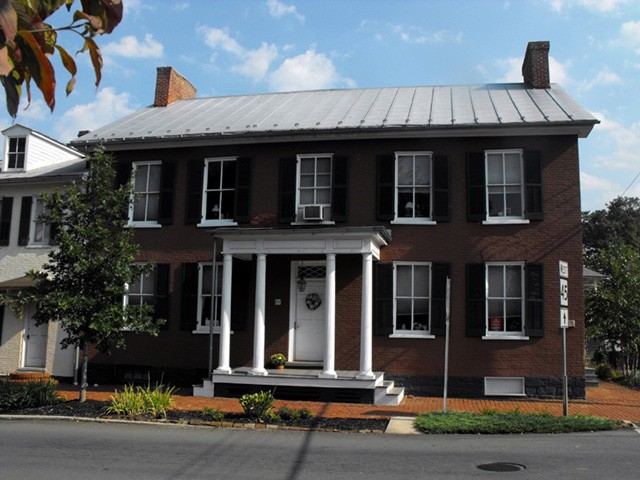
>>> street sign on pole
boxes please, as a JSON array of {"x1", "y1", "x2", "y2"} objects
[{"x1": 559, "y1": 260, "x2": 569, "y2": 416}]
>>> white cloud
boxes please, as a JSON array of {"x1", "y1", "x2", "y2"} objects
[
  {"x1": 580, "y1": 171, "x2": 622, "y2": 211},
  {"x1": 390, "y1": 25, "x2": 463, "y2": 45},
  {"x1": 173, "y1": 2, "x2": 189, "y2": 11},
  {"x1": 233, "y1": 43, "x2": 278, "y2": 80},
  {"x1": 267, "y1": 0, "x2": 305, "y2": 22},
  {"x1": 579, "y1": 68, "x2": 623, "y2": 91},
  {"x1": 545, "y1": 0, "x2": 630, "y2": 13},
  {"x1": 589, "y1": 111, "x2": 640, "y2": 171},
  {"x1": 268, "y1": 49, "x2": 353, "y2": 91},
  {"x1": 54, "y1": 88, "x2": 136, "y2": 143},
  {"x1": 198, "y1": 27, "x2": 244, "y2": 56},
  {"x1": 123, "y1": 0, "x2": 155, "y2": 15},
  {"x1": 103, "y1": 34, "x2": 164, "y2": 59},
  {"x1": 612, "y1": 21, "x2": 640, "y2": 54}
]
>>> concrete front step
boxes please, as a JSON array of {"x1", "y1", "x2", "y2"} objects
[
  {"x1": 585, "y1": 367, "x2": 599, "y2": 387},
  {"x1": 374, "y1": 380, "x2": 405, "y2": 406}
]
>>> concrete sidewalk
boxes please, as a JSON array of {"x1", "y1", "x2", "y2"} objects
[{"x1": 57, "y1": 381, "x2": 640, "y2": 423}]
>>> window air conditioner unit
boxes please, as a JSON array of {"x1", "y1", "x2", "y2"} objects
[{"x1": 303, "y1": 205, "x2": 324, "y2": 221}]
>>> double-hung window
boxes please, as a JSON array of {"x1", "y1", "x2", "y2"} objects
[
  {"x1": 6, "y1": 137, "x2": 26, "y2": 170},
  {"x1": 393, "y1": 262, "x2": 432, "y2": 337},
  {"x1": 127, "y1": 268, "x2": 157, "y2": 309},
  {"x1": 30, "y1": 198, "x2": 51, "y2": 245},
  {"x1": 486, "y1": 262, "x2": 524, "y2": 336},
  {"x1": 486, "y1": 150, "x2": 523, "y2": 220},
  {"x1": 296, "y1": 154, "x2": 332, "y2": 222},
  {"x1": 195, "y1": 262, "x2": 222, "y2": 333},
  {"x1": 395, "y1": 152, "x2": 432, "y2": 222},
  {"x1": 124, "y1": 264, "x2": 169, "y2": 329},
  {"x1": 129, "y1": 161, "x2": 162, "y2": 226},
  {"x1": 200, "y1": 157, "x2": 237, "y2": 225}
]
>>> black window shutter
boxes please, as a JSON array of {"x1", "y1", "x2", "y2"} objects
[
  {"x1": 158, "y1": 161, "x2": 175, "y2": 225},
  {"x1": 0, "y1": 197, "x2": 13, "y2": 246},
  {"x1": 231, "y1": 258, "x2": 252, "y2": 332},
  {"x1": 524, "y1": 151, "x2": 543, "y2": 221},
  {"x1": 525, "y1": 263, "x2": 544, "y2": 337},
  {"x1": 114, "y1": 161, "x2": 132, "y2": 187},
  {"x1": 154, "y1": 264, "x2": 171, "y2": 330},
  {"x1": 331, "y1": 156, "x2": 348, "y2": 222},
  {"x1": 185, "y1": 159, "x2": 203, "y2": 224},
  {"x1": 0, "y1": 305, "x2": 4, "y2": 344},
  {"x1": 234, "y1": 157, "x2": 251, "y2": 223},
  {"x1": 48, "y1": 220, "x2": 59, "y2": 246},
  {"x1": 376, "y1": 155, "x2": 395, "y2": 221},
  {"x1": 432, "y1": 155, "x2": 451, "y2": 222},
  {"x1": 374, "y1": 263, "x2": 394, "y2": 335},
  {"x1": 430, "y1": 263, "x2": 450, "y2": 336},
  {"x1": 466, "y1": 263, "x2": 486, "y2": 336},
  {"x1": 466, "y1": 152, "x2": 486, "y2": 222},
  {"x1": 18, "y1": 196, "x2": 32, "y2": 246},
  {"x1": 180, "y1": 263, "x2": 199, "y2": 331},
  {"x1": 278, "y1": 157, "x2": 296, "y2": 223}
]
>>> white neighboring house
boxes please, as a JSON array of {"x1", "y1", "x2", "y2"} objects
[{"x1": 0, "y1": 124, "x2": 86, "y2": 378}]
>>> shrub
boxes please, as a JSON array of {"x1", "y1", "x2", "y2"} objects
[
  {"x1": 202, "y1": 406, "x2": 225, "y2": 422},
  {"x1": 107, "y1": 383, "x2": 176, "y2": 418},
  {"x1": 276, "y1": 405, "x2": 315, "y2": 421},
  {"x1": 0, "y1": 379, "x2": 62, "y2": 409},
  {"x1": 595, "y1": 363, "x2": 614, "y2": 380},
  {"x1": 297, "y1": 408, "x2": 314, "y2": 419},
  {"x1": 239, "y1": 390, "x2": 275, "y2": 422}
]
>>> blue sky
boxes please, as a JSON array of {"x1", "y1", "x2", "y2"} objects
[{"x1": 2, "y1": 0, "x2": 640, "y2": 212}]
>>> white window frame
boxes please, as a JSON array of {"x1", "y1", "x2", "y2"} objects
[
  {"x1": 390, "y1": 261, "x2": 435, "y2": 339},
  {"x1": 193, "y1": 262, "x2": 226, "y2": 334},
  {"x1": 294, "y1": 153, "x2": 334, "y2": 224},
  {"x1": 122, "y1": 263, "x2": 156, "y2": 331},
  {"x1": 5, "y1": 136, "x2": 27, "y2": 171},
  {"x1": 198, "y1": 157, "x2": 238, "y2": 227},
  {"x1": 483, "y1": 261, "x2": 528, "y2": 340},
  {"x1": 392, "y1": 151, "x2": 435, "y2": 225},
  {"x1": 29, "y1": 197, "x2": 50, "y2": 246},
  {"x1": 128, "y1": 160, "x2": 162, "y2": 228},
  {"x1": 483, "y1": 149, "x2": 529, "y2": 225}
]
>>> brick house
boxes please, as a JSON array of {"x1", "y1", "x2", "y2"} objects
[
  {"x1": 0, "y1": 124, "x2": 86, "y2": 378},
  {"x1": 70, "y1": 41, "x2": 597, "y2": 403}
]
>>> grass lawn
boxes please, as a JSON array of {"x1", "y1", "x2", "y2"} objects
[{"x1": 414, "y1": 410, "x2": 620, "y2": 434}]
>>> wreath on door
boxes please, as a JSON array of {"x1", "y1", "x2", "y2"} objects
[{"x1": 305, "y1": 293, "x2": 322, "y2": 310}]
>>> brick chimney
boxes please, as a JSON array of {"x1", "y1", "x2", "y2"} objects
[
  {"x1": 522, "y1": 41, "x2": 550, "y2": 89},
  {"x1": 153, "y1": 66, "x2": 197, "y2": 107}
]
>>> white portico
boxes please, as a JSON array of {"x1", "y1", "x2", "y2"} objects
[{"x1": 210, "y1": 226, "x2": 390, "y2": 381}]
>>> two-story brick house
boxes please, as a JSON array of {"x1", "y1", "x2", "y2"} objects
[
  {"x1": 0, "y1": 124, "x2": 86, "y2": 378},
  {"x1": 70, "y1": 41, "x2": 597, "y2": 403}
]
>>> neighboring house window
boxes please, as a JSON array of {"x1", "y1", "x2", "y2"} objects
[
  {"x1": 30, "y1": 198, "x2": 51, "y2": 245},
  {"x1": 6, "y1": 137, "x2": 26, "y2": 170},
  {"x1": 296, "y1": 154, "x2": 332, "y2": 222},
  {"x1": 196, "y1": 262, "x2": 222, "y2": 332},
  {"x1": 200, "y1": 157, "x2": 238, "y2": 225},
  {"x1": 124, "y1": 264, "x2": 170, "y2": 329},
  {"x1": 486, "y1": 150, "x2": 523, "y2": 219},
  {"x1": 0, "y1": 196, "x2": 13, "y2": 246},
  {"x1": 395, "y1": 152, "x2": 432, "y2": 222},
  {"x1": 486, "y1": 263, "x2": 524, "y2": 336},
  {"x1": 466, "y1": 262, "x2": 543, "y2": 338},
  {"x1": 374, "y1": 262, "x2": 450, "y2": 338},
  {"x1": 394, "y1": 262, "x2": 431, "y2": 335},
  {"x1": 129, "y1": 161, "x2": 162, "y2": 225},
  {"x1": 467, "y1": 150, "x2": 543, "y2": 223}
]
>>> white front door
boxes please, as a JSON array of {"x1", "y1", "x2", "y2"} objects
[
  {"x1": 24, "y1": 307, "x2": 47, "y2": 368},
  {"x1": 292, "y1": 263, "x2": 326, "y2": 362}
]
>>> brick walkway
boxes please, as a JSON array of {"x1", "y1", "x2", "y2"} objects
[{"x1": 57, "y1": 381, "x2": 640, "y2": 423}]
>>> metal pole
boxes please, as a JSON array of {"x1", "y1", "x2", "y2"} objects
[
  {"x1": 562, "y1": 325, "x2": 568, "y2": 416},
  {"x1": 443, "y1": 277, "x2": 451, "y2": 414},
  {"x1": 208, "y1": 238, "x2": 217, "y2": 376}
]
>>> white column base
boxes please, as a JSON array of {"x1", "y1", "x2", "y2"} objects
[
  {"x1": 319, "y1": 370, "x2": 337, "y2": 379},
  {"x1": 213, "y1": 366, "x2": 232, "y2": 375},
  {"x1": 356, "y1": 371, "x2": 376, "y2": 380},
  {"x1": 248, "y1": 368, "x2": 268, "y2": 376}
]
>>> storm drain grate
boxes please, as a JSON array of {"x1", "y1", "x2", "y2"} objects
[{"x1": 477, "y1": 463, "x2": 526, "y2": 472}]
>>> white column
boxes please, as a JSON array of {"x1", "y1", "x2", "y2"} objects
[
  {"x1": 357, "y1": 252, "x2": 375, "y2": 380},
  {"x1": 320, "y1": 253, "x2": 337, "y2": 378},
  {"x1": 214, "y1": 253, "x2": 233, "y2": 374},
  {"x1": 250, "y1": 254, "x2": 268, "y2": 376}
]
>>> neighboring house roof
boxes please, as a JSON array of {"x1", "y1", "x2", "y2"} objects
[
  {"x1": 583, "y1": 267, "x2": 606, "y2": 279},
  {"x1": 71, "y1": 83, "x2": 598, "y2": 149},
  {"x1": 0, "y1": 158, "x2": 87, "y2": 184},
  {"x1": 2, "y1": 123, "x2": 84, "y2": 158}
]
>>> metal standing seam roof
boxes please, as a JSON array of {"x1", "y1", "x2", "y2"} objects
[{"x1": 71, "y1": 83, "x2": 598, "y2": 147}]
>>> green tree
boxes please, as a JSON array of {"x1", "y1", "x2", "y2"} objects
[
  {"x1": 19, "y1": 147, "x2": 162, "y2": 402},
  {"x1": 582, "y1": 196, "x2": 640, "y2": 256},
  {"x1": 585, "y1": 244, "x2": 640, "y2": 378},
  {"x1": 0, "y1": 0, "x2": 123, "y2": 117}
]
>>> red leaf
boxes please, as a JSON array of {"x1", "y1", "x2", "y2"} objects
[
  {"x1": 16, "y1": 30, "x2": 56, "y2": 111},
  {"x1": 0, "y1": 0, "x2": 18, "y2": 43}
]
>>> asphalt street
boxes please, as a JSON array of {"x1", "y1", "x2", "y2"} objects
[{"x1": 0, "y1": 419, "x2": 638, "y2": 480}]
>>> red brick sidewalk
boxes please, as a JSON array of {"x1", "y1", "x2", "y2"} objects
[{"x1": 57, "y1": 381, "x2": 640, "y2": 423}]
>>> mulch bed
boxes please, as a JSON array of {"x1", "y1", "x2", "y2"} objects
[{"x1": 0, "y1": 400, "x2": 389, "y2": 433}]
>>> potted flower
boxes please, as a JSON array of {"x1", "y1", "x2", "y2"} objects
[{"x1": 270, "y1": 353, "x2": 287, "y2": 369}]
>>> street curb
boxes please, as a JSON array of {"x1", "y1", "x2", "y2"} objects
[{"x1": 0, "y1": 414, "x2": 386, "y2": 434}]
